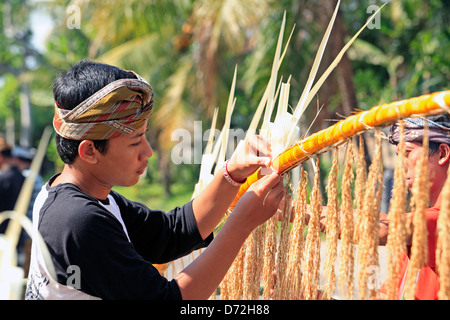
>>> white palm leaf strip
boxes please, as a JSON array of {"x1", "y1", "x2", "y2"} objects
[
  {"x1": 270, "y1": 80, "x2": 293, "y2": 158},
  {"x1": 257, "y1": 0, "x2": 340, "y2": 174},
  {"x1": 215, "y1": 65, "x2": 238, "y2": 174},
  {"x1": 289, "y1": 0, "x2": 341, "y2": 131},
  {"x1": 233, "y1": 16, "x2": 295, "y2": 167},
  {"x1": 261, "y1": 11, "x2": 287, "y2": 137},
  {"x1": 205, "y1": 107, "x2": 219, "y2": 155},
  {"x1": 245, "y1": 23, "x2": 295, "y2": 139},
  {"x1": 292, "y1": 2, "x2": 387, "y2": 131},
  {"x1": 260, "y1": 0, "x2": 340, "y2": 166},
  {"x1": 192, "y1": 107, "x2": 219, "y2": 198}
]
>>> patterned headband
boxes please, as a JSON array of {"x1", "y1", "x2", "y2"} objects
[
  {"x1": 388, "y1": 114, "x2": 450, "y2": 145},
  {"x1": 53, "y1": 71, "x2": 154, "y2": 140}
]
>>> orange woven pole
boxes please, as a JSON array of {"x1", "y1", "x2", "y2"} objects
[{"x1": 230, "y1": 90, "x2": 450, "y2": 208}]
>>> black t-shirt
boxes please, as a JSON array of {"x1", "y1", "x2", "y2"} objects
[
  {"x1": 26, "y1": 175, "x2": 213, "y2": 299},
  {"x1": 0, "y1": 166, "x2": 25, "y2": 212},
  {"x1": 0, "y1": 166, "x2": 25, "y2": 233}
]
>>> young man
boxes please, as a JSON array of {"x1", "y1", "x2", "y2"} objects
[
  {"x1": 378, "y1": 114, "x2": 450, "y2": 299},
  {"x1": 25, "y1": 60, "x2": 284, "y2": 300}
]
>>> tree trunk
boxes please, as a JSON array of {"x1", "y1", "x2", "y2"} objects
[
  {"x1": 5, "y1": 117, "x2": 15, "y2": 147},
  {"x1": 330, "y1": 5, "x2": 372, "y2": 167},
  {"x1": 19, "y1": 82, "x2": 32, "y2": 148}
]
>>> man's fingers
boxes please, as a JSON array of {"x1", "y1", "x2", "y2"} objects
[
  {"x1": 258, "y1": 171, "x2": 282, "y2": 190},
  {"x1": 246, "y1": 154, "x2": 272, "y2": 167},
  {"x1": 231, "y1": 154, "x2": 271, "y2": 166}
]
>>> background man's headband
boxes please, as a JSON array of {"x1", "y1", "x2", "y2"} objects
[
  {"x1": 53, "y1": 71, "x2": 153, "y2": 140},
  {"x1": 388, "y1": 114, "x2": 450, "y2": 145}
]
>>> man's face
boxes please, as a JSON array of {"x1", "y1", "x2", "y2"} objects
[
  {"x1": 95, "y1": 121, "x2": 153, "y2": 188},
  {"x1": 401, "y1": 142, "x2": 422, "y2": 191},
  {"x1": 400, "y1": 141, "x2": 441, "y2": 194}
]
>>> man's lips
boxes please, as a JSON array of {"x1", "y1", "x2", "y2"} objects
[
  {"x1": 137, "y1": 161, "x2": 148, "y2": 174},
  {"x1": 406, "y1": 177, "x2": 413, "y2": 188}
]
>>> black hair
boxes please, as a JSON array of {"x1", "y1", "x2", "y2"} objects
[
  {"x1": 429, "y1": 141, "x2": 446, "y2": 156},
  {"x1": 54, "y1": 60, "x2": 137, "y2": 164},
  {"x1": 0, "y1": 149, "x2": 12, "y2": 158}
]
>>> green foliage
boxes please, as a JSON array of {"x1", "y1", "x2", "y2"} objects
[
  {"x1": 1, "y1": 0, "x2": 449, "y2": 201},
  {"x1": 343, "y1": 0, "x2": 449, "y2": 104},
  {"x1": 45, "y1": 28, "x2": 90, "y2": 69},
  {"x1": 113, "y1": 179, "x2": 194, "y2": 213},
  {"x1": 0, "y1": 74, "x2": 19, "y2": 119}
]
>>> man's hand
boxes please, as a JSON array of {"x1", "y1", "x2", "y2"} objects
[
  {"x1": 226, "y1": 135, "x2": 273, "y2": 183},
  {"x1": 232, "y1": 171, "x2": 285, "y2": 233}
]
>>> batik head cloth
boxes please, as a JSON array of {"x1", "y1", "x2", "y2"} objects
[
  {"x1": 388, "y1": 113, "x2": 450, "y2": 145},
  {"x1": 53, "y1": 71, "x2": 154, "y2": 140}
]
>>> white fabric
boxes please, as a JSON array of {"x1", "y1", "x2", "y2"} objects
[{"x1": 25, "y1": 186, "x2": 132, "y2": 300}]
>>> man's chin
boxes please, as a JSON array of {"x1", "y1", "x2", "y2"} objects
[{"x1": 119, "y1": 178, "x2": 141, "y2": 188}]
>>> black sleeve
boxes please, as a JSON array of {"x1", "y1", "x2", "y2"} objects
[
  {"x1": 111, "y1": 191, "x2": 213, "y2": 263},
  {"x1": 39, "y1": 187, "x2": 213, "y2": 299},
  {"x1": 40, "y1": 198, "x2": 182, "y2": 300}
]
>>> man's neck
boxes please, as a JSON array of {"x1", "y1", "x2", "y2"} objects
[
  {"x1": 431, "y1": 192, "x2": 442, "y2": 209},
  {"x1": 52, "y1": 165, "x2": 111, "y2": 201}
]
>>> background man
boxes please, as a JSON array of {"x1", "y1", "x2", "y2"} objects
[{"x1": 378, "y1": 114, "x2": 450, "y2": 299}]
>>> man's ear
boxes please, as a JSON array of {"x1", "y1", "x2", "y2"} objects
[
  {"x1": 78, "y1": 140, "x2": 98, "y2": 164},
  {"x1": 438, "y1": 143, "x2": 450, "y2": 166}
]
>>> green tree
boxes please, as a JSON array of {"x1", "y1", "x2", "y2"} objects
[
  {"x1": 2, "y1": 0, "x2": 449, "y2": 198},
  {"x1": 55, "y1": 0, "x2": 273, "y2": 195},
  {"x1": 0, "y1": 0, "x2": 51, "y2": 148}
]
